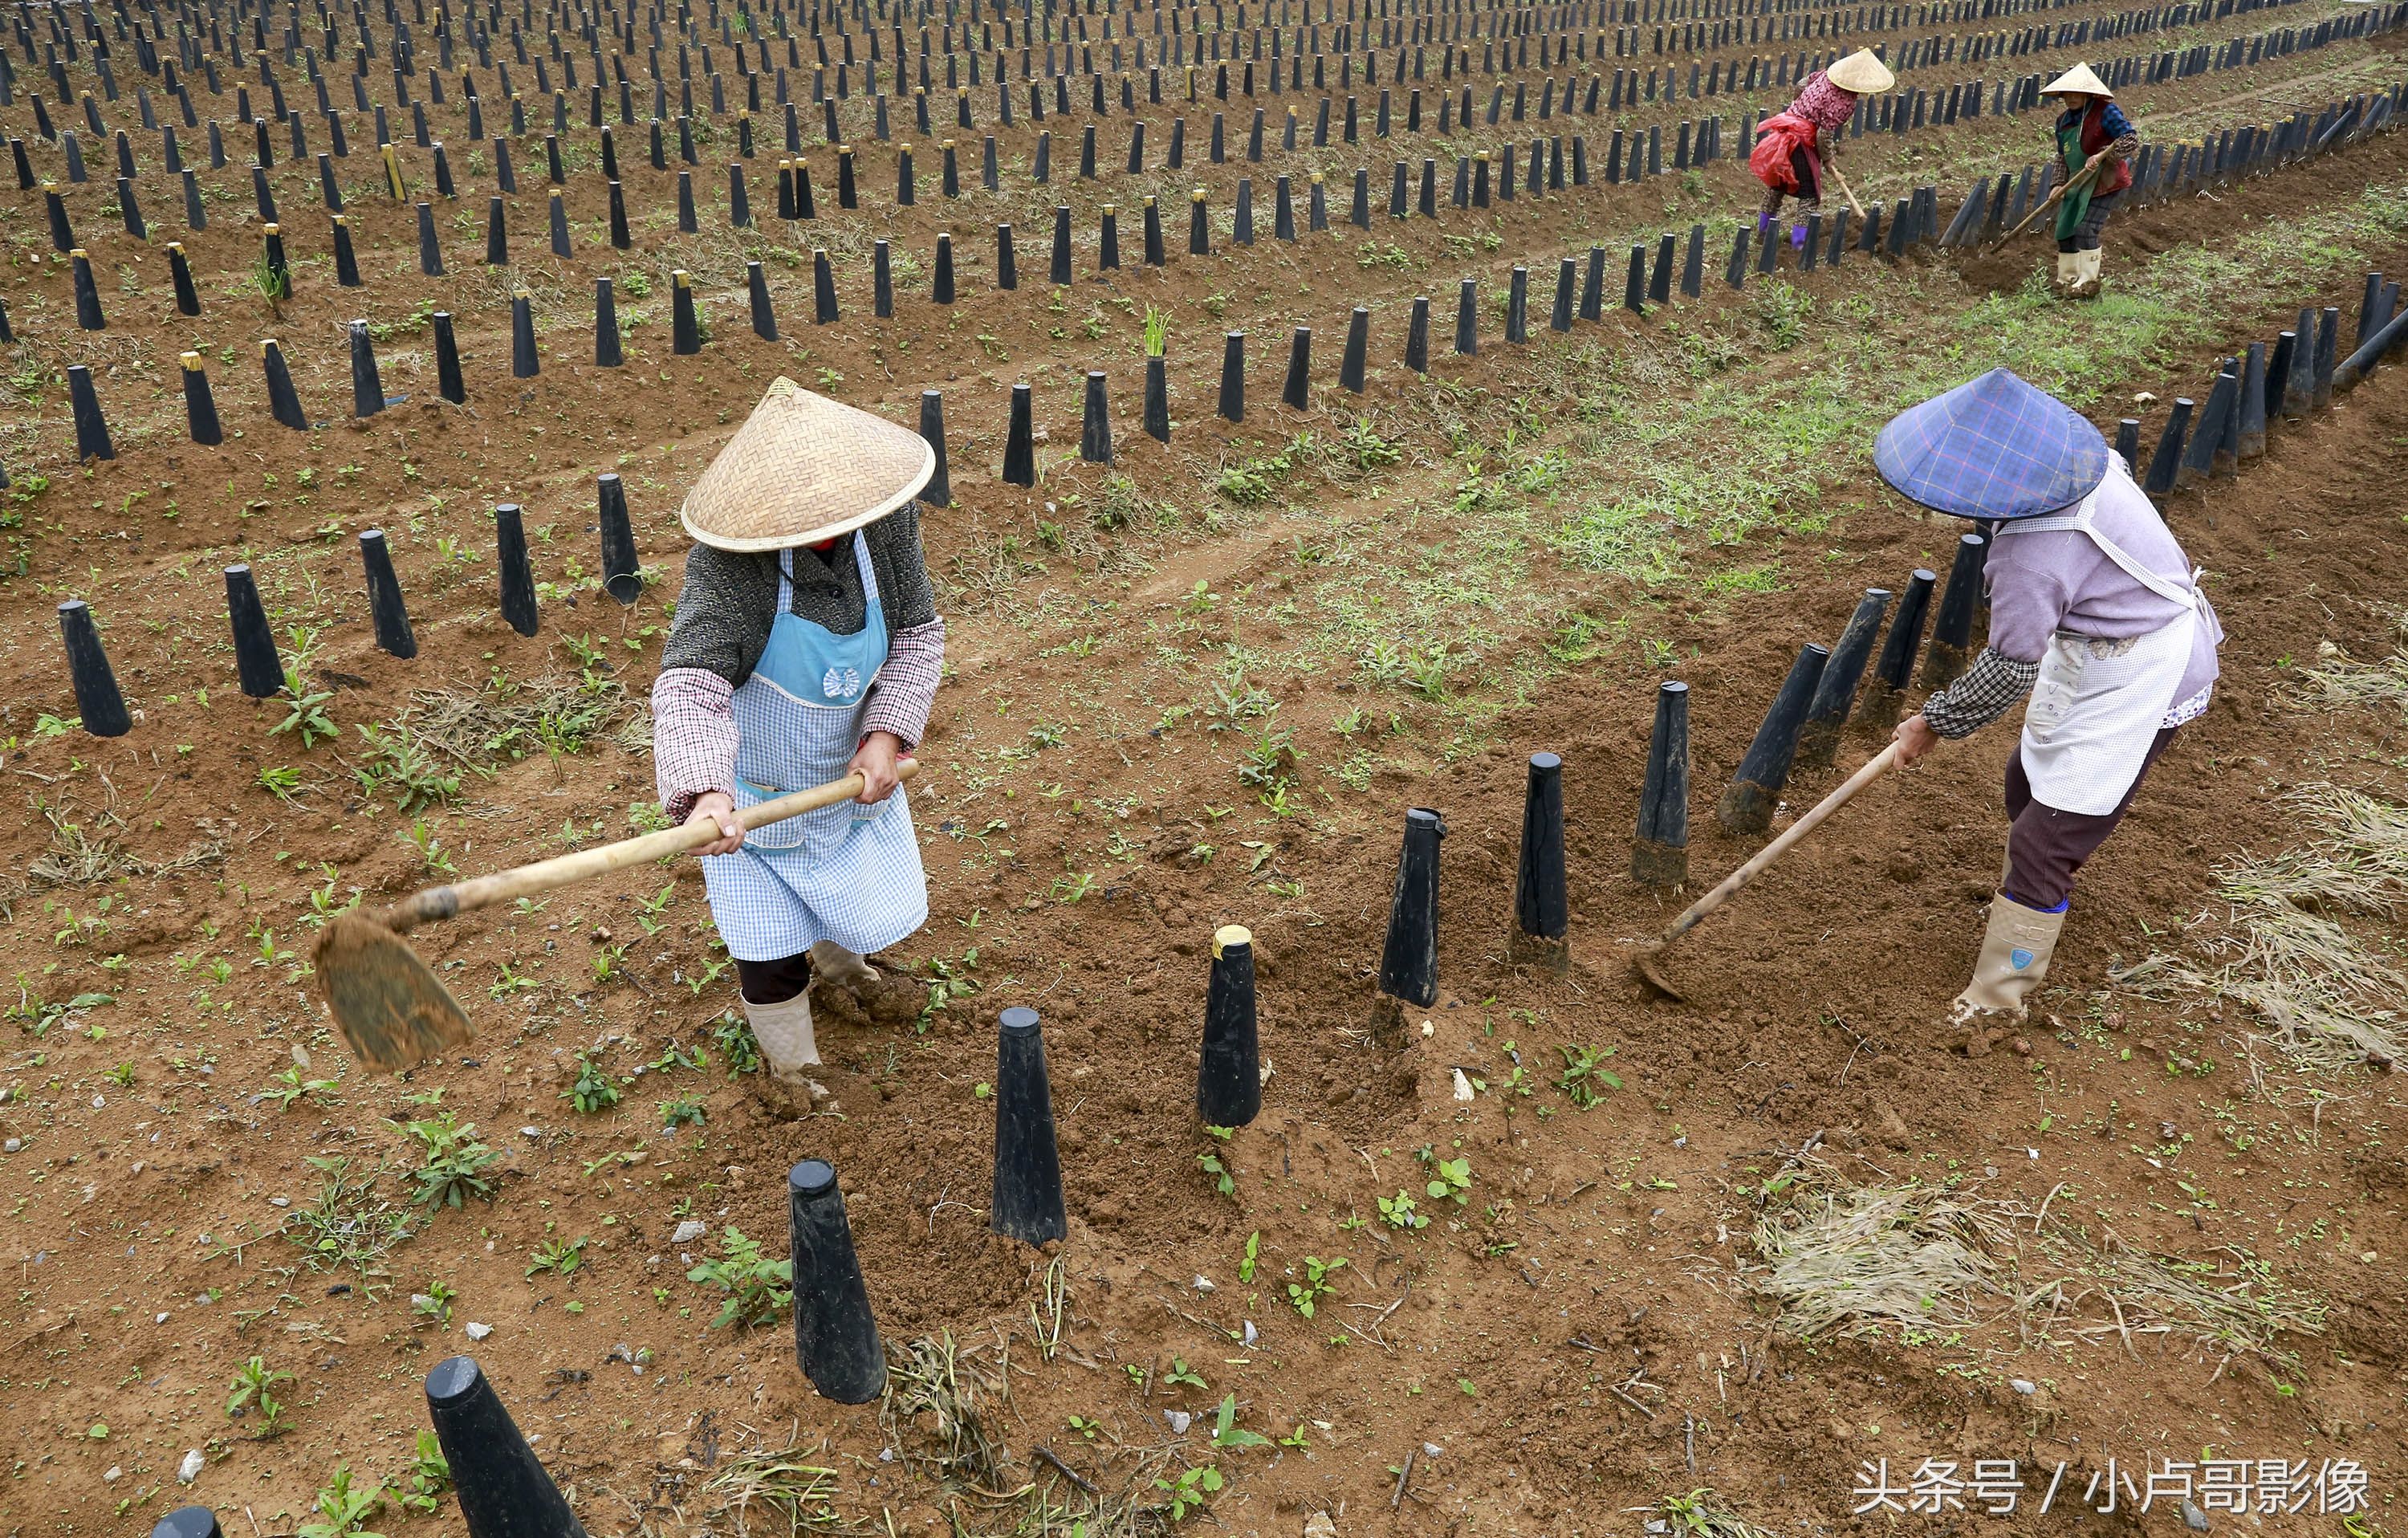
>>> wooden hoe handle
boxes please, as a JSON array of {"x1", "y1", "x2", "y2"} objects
[
  {"x1": 378, "y1": 759, "x2": 922, "y2": 934},
  {"x1": 1661, "y1": 743, "x2": 1904, "y2": 942}
]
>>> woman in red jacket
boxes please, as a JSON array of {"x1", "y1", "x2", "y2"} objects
[
  {"x1": 2043, "y1": 64, "x2": 2141, "y2": 299},
  {"x1": 1751, "y1": 49, "x2": 1893, "y2": 250}
]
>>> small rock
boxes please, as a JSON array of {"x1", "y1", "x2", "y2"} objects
[
  {"x1": 1422, "y1": 1442, "x2": 1442, "y2": 1459},
  {"x1": 1871, "y1": 1104, "x2": 1912, "y2": 1149},
  {"x1": 177, "y1": 1449, "x2": 204, "y2": 1483},
  {"x1": 2182, "y1": 1499, "x2": 2210, "y2": 1532},
  {"x1": 1450, "y1": 1068, "x2": 1474, "y2": 1102},
  {"x1": 103, "y1": 1466, "x2": 121, "y2": 1483},
  {"x1": 2009, "y1": 1379, "x2": 2038, "y2": 1395},
  {"x1": 1191, "y1": 1275, "x2": 1214, "y2": 1292},
  {"x1": 671, "y1": 1219, "x2": 708, "y2": 1245},
  {"x1": 267, "y1": 1195, "x2": 291, "y2": 1209},
  {"x1": 154, "y1": 1312, "x2": 169, "y2": 1324},
  {"x1": 2, "y1": 1138, "x2": 20, "y2": 1154},
  {"x1": 521, "y1": 1126, "x2": 543, "y2": 1139},
  {"x1": 1304, "y1": 1515, "x2": 1338, "y2": 1538},
  {"x1": 1242, "y1": 1319, "x2": 1259, "y2": 1347},
  {"x1": 1165, "y1": 1410, "x2": 1192, "y2": 1434},
  {"x1": 465, "y1": 1321, "x2": 494, "y2": 1341}
]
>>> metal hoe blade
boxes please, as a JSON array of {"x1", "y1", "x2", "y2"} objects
[{"x1": 314, "y1": 912, "x2": 475, "y2": 1072}]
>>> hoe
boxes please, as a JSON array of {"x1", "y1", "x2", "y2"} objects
[{"x1": 315, "y1": 763, "x2": 919, "y2": 1071}]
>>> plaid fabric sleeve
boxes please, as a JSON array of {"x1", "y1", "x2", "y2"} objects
[
  {"x1": 1923, "y1": 647, "x2": 2041, "y2": 738},
  {"x1": 651, "y1": 666, "x2": 738, "y2": 822},
  {"x1": 861, "y1": 617, "x2": 946, "y2": 749}
]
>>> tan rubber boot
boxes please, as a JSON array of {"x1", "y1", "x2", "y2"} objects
[
  {"x1": 1950, "y1": 897, "x2": 2067, "y2": 1028},
  {"x1": 743, "y1": 990, "x2": 820, "y2": 1081},
  {"x1": 807, "y1": 940, "x2": 879, "y2": 992},
  {"x1": 2052, "y1": 251, "x2": 2079, "y2": 293}
]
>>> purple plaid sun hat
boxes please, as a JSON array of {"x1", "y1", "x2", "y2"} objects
[{"x1": 1873, "y1": 368, "x2": 2110, "y2": 520}]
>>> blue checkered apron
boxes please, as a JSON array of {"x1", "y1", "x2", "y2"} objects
[{"x1": 702, "y1": 535, "x2": 928, "y2": 961}]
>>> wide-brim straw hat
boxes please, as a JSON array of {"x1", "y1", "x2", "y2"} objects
[
  {"x1": 2042, "y1": 63, "x2": 2113, "y2": 99},
  {"x1": 1873, "y1": 368, "x2": 2109, "y2": 520},
  {"x1": 1825, "y1": 49, "x2": 1896, "y2": 95},
  {"x1": 680, "y1": 376, "x2": 935, "y2": 552}
]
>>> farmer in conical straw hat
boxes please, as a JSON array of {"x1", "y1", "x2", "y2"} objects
[
  {"x1": 1749, "y1": 47, "x2": 1893, "y2": 251},
  {"x1": 652, "y1": 377, "x2": 943, "y2": 1086},
  {"x1": 1877, "y1": 370, "x2": 2222, "y2": 1032},
  {"x1": 2041, "y1": 63, "x2": 2138, "y2": 299}
]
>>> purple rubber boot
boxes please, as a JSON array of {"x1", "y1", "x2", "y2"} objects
[
  {"x1": 1790, "y1": 222, "x2": 1809, "y2": 250},
  {"x1": 1755, "y1": 210, "x2": 1775, "y2": 239}
]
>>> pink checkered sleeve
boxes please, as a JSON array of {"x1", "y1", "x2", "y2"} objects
[
  {"x1": 651, "y1": 666, "x2": 739, "y2": 822},
  {"x1": 862, "y1": 617, "x2": 946, "y2": 750}
]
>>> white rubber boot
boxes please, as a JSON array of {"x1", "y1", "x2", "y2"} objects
[
  {"x1": 2052, "y1": 251, "x2": 2081, "y2": 293},
  {"x1": 808, "y1": 940, "x2": 879, "y2": 992},
  {"x1": 743, "y1": 991, "x2": 820, "y2": 1082},
  {"x1": 1950, "y1": 897, "x2": 2067, "y2": 1027},
  {"x1": 2072, "y1": 248, "x2": 2103, "y2": 299}
]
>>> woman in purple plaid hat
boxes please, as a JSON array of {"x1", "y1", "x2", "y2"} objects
[
  {"x1": 651, "y1": 379, "x2": 945, "y2": 1092},
  {"x1": 1876, "y1": 371, "x2": 2223, "y2": 1035}
]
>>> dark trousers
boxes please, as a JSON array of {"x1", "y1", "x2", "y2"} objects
[
  {"x1": 2056, "y1": 187, "x2": 2121, "y2": 253},
  {"x1": 2003, "y1": 726, "x2": 2176, "y2": 909},
  {"x1": 737, "y1": 950, "x2": 813, "y2": 1005}
]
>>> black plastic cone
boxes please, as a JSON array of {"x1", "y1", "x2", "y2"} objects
[
  {"x1": 424, "y1": 1357, "x2": 587, "y2": 1538},
  {"x1": 1198, "y1": 924, "x2": 1262, "y2": 1126},
  {"x1": 1716, "y1": 645, "x2": 1830, "y2": 836},
  {"x1": 1377, "y1": 808, "x2": 1446, "y2": 1006},
  {"x1": 991, "y1": 1007, "x2": 1068, "y2": 1245},
  {"x1": 495, "y1": 503, "x2": 539, "y2": 637},
  {"x1": 788, "y1": 1161, "x2": 885, "y2": 1403},
  {"x1": 223, "y1": 565, "x2": 284, "y2": 698},
  {"x1": 59, "y1": 599, "x2": 131, "y2": 737},
  {"x1": 1796, "y1": 588, "x2": 1893, "y2": 770},
  {"x1": 1631, "y1": 680, "x2": 1690, "y2": 887},
  {"x1": 359, "y1": 531, "x2": 418, "y2": 660},
  {"x1": 1510, "y1": 753, "x2": 1568, "y2": 971},
  {"x1": 597, "y1": 474, "x2": 641, "y2": 604}
]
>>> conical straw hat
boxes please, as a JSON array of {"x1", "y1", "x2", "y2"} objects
[
  {"x1": 2041, "y1": 63, "x2": 2113, "y2": 99},
  {"x1": 680, "y1": 377, "x2": 936, "y2": 552},
  {"x1": 1825, "y1": 49, "x2": 1895, "y2": 95}
]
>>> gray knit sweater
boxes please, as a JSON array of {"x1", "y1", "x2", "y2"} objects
[{"x1": 652, "y1": 510, "x2": 945, "y2": 821}]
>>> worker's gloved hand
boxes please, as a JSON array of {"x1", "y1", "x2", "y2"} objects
[
  {"x1": 850, "y1": 730, "x2": 907, "y2": 804},
  {"x1": 686, "y1": 791, "x2": 746, "y2": 856},
  {"x1": 1891, "y1": 713, "x2": 1941, "y2": 767}
]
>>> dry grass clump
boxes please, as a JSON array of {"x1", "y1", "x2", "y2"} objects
[
  {"x1": 2031, "y1": 1229, "x2": 2327, "y2": 1375},
  {"x1": 1749, "y1": 1166, "x2": 2326, "y2": 1378},
  {"x1": 692, "y1": 1444, "x2": 852, "y2": 1536},
  {"x1": 881, "y1": 1330, "x2": 1015, "y2": 1495},
  {"x1": 27, "y1": 803, "x2": 224, "y2": 886},
  {"x1": 400, "y1": 672, "x2": 649, "y2": 770},
  {"x1": 2150, "y1": 781, "x2": 2408, "y2": 1072},
  {"x1": 1751, "y1": 1165, "x2": 2018, "y2": 1340}
]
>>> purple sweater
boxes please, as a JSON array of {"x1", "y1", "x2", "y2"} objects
[{"x1": 1925, "y1": 461, "x2": 2222, "y2": 738}]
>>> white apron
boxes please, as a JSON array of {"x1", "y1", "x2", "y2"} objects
[
  {"x1": 702, "y1": 535, "x2": 928, "y2": 960},
  {"x1": 2000, "y1": 478, "x2": 2208, "y2": 818}
]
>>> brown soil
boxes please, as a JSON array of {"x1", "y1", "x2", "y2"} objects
[{"x1": 2, "y1": 6, "x2": 2406, "y2": 1537}]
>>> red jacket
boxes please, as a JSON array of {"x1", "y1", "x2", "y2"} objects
[{"x1": 2061, "y1": 98, "x2": 2134, "y2": 196}]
